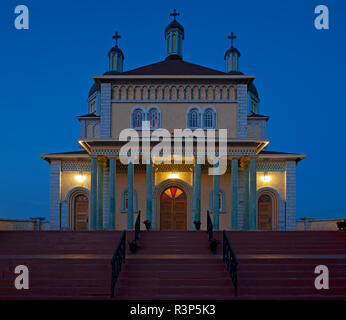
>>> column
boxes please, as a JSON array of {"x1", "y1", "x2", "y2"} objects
[
  {"x1": 243, "y1": 163, "x2": 250, "y2": 230},
  {"x1": 90, "y1": 157, "x2": 97, "y2": 230},
  {"x1": 286, "y1": 161, "x2": 297, "y2": 230},
  {"x1": 213, "y1": 170, "x2": 220, "y2": 230},
  {"x1": 194, "y1": 162, "x2": 201, "y2": 223},
  {"x1": 49, "y1": 160, "x2": 61, "y2": 230},
  {"x1": 127, "y1": 160, "x2": 134, "y2": 230},
  {"x1": 109, "y1": 157, "x2": 116, "y2": 230},
  {"x1": 231, "y1": 158, "x2": 238, "y2": 230},
  {"x1": 249, "y1": 158, "x2": 257, "y2": 230},
  {"x1": 146, "y1": 160, "x2": 152, "y2": 222},
  {"x1": 96, "y1": 161, "x2": 103, "y2": 230}
]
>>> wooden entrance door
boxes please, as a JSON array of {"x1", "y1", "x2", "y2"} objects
[
  {"x1": 160, "y1": 187, "x2": 187, "y2": 230},
  {"x1": 74, "y1": 194, "x2": 89, "y2": 230},
  {"x1": 258, "y1": 194, "x2": 272, "y2": 230}
]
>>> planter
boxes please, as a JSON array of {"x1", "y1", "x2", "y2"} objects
[
  {"x1": 129, "y1": 240, "x2": 137, "y2": 253},
  {"x1": 209, "y1": 239, "x2": 220, "y2": 254},
  {"x1": 143, "y1": 220, "x2": 151, "y2": 231},
  {"x1": 193, "y1": 220, "x2": 201, "y2": 231}
]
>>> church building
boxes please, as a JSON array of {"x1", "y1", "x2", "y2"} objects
[{"x1": 41, "y1": 11, "x2": 305, "y2": 232}]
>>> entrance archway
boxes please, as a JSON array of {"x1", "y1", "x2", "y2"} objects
[
  {"x1": 258, "y1": 194, "x2": 272, "y2": 230},
  {"x1": 74, "y1": 194, "x2": 89, "y2": 230},
  {"x1": 68, "y1": 189, "x2": 89, "y2": 230},
  {"x1": 160, "y1": 186, "x2": 187, "y2": 230},
  {"x1": 257, "y1": 188, "x2": 279, "y2": 230}
]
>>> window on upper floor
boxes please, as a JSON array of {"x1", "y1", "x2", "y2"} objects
[
  {"x1": 187, "y1": 108, "x2": 201, "y2": 129},
  {"x1": 131, "y1": 108, "x2": 144, "y2": 129},
  {"x1": 148, "y1": 107, "x2": 161, "y2": 129},
  {"x1": 203, "y1": 107, "x2": 217, "y2": 129}
]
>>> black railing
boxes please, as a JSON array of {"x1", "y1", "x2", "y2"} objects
[
  {"x1": 222, "y1": 230, "x2": 239, "y2": 296},
  {"x1": 134, "y1": 210, "x2": 141, "y2": 242},
  {"x1": 110, "y1": 230, "x2": 126, "y2": 298},
  {"x1": 207, "y1": 210, "x2": 213, "y2": 240}
]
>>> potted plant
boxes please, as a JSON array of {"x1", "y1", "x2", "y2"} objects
[
  {"x1": 193, "y1": 220, "x2": 201, "y2": 231},
  {"x1": 143, "y1": 220, "x2": 151, "y2": 231},
  {"x1": 209, "y1": 238, "x2": 221, "y2": 254},
  {"x1": 336, "y1": 220, "x2": 346, "y2": 231},
  {"x1": 129, "y1": 240, "x2": 137, "y2": 253}
]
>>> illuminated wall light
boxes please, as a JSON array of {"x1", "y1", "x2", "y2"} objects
[
  {"x1": 169, "y1": 173, "x2": 179, "y2": 179},
  {"x1": 75, "y1": 172, "x2": 86, "y2": 183},
  {"x1": 261, "y1": 172, "x2": 271, "y2": 183}
]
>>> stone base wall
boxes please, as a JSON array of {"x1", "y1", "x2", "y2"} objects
[{"x1": 0, "y1": 219, "x2": 50, "y2": 231}]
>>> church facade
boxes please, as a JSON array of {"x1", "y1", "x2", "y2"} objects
[{"x1": 41, "y1": 13, "x2": 305, "y2": 232}]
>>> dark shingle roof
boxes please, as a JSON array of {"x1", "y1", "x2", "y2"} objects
[
  {"x1": 249, "y1": 83, "x2": 259, "y2": 98},
  {"x1": 45, "y1": 150, "x2": 88, "y2": 155},
  {"x1": 248, "y1": 113, "x2": 269, "y2": 119},
  {"x1": 122, "y1": 58, "x2": 226, "y2": 76},
  {"x1": 88, "y1": 83, "x2": 98, "y2": 97},
  {"x1": 77, "y1": 113, "x2": 100, "y2": 119},
  {"x1": 259, "y1": 150, "x2": 297, "y2": 155},
  {"x1": 165, "y1": 20, "x2": 184, "y2": 37}
]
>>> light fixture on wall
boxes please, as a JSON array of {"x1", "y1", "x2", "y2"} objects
[
  {"x1": 75, "y1": 172, "x2": 86, "y2": 183},
  {"x1": 169, "y1": 172, "x2": 179, "y2": 179},
  {"x1": 261, "y1": 172, "x2": 271, "y2": 183}
]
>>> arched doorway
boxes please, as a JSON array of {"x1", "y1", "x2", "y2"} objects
[
  {"x1": 258, "y1": 194, "x2": 273, "y2": 230},
  {"x1": 160, "y1": 186, "x2": 187, "y2": 230},
  {"x1": 74, "y1": 194, "x2": 89, "y2": 230}
]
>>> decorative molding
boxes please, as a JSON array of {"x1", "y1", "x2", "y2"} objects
[
  {"x1": 257, "y1": 161, "x2": 286, "y2": 172},
  {"x1": 62, "y1": 161, "x2": 91, "y2": 172},
  {"x1": 111, "y1": 84, "x2": 238, "y2": 102}
]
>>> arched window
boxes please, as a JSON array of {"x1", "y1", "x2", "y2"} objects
[
  {"x1": 148, "y1": 107, "x2": 161, "y2": 129},
  {"x1": 187, "y1": 107, "x2": 201, "y2": 129},
  {"x1": 203, "y1": 107, "x2": 217, "y2": 129},
  {"x1": 121, "y1": 189, "x2": 138, "y2": 212},
  {"x1": 209, "y1": 189, "x2": 226, "y2": 213},
  {"x1": 131, "y1": 107, "x2": 144, "y2": 129}
]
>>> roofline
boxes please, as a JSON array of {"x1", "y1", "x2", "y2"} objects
[
  {"x1": 247, "y1": 116, "x2": 269, "y2": 121},
  {"x1": 40, "y1": 153, "x2": 90, "y2": 163},
  {"x1": 93, "y1": 75, "x2": 255, "y2": 80},
  {"x1": 78, "y1": 138, "x2": 269, "y2": 155},
  {"x1": 258, "y1": 153, "x2": 306, "y2": 162}
]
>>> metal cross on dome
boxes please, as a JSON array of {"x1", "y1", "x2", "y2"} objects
[
  {"x1": 170, "y1": 9, "x2": 179, "y2": 21},
  {"x1": 112, "y1": 31, "x2": 121, "y2": 46},
  {"x1": 228, "y1": 32, "x2": 237, "y2": 47}
]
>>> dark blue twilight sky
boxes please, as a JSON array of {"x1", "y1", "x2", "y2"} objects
[{"x1": 0, "y1": 0, "x2": 345, "y2": 220}]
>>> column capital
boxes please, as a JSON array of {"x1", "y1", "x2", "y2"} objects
[
  {"x1": 239, "y1": 156, "x2": 250, "y2": 168},
  {"x1": 97, "y1": 156, "x2": 108, "y2": 167}
]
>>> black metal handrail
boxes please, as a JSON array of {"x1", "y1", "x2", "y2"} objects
[
  {"x1": 207, "y1": 210, "x2": 213, "y2": 240},
  {"x1": 134, "y1": 210, "x2": 141, "y2": 242},
  {"x1": 110, "y1": 230, "x2": 126, "y2": 297},
  {"x1": 223, "y1": 230, "x2": 238, "y2": 296}
]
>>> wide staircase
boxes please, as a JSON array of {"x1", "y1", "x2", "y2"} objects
[
  {"x1": 216, "y1": 231, "x2": 346, "y2": 299},
  {"x1": 0, "y1": 229, "x2": 346, "y2": 299},
  {"x1": 0, "y1": 231, "x2": 125, "y2": 299}
]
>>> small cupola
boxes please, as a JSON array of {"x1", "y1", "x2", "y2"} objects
[
  {"x1": 165, "y1": 9, "x2": 184, "y2": 60},
  {"x1": 224, "y1": 32, "x2": 241, "y2": 73},
  {"x1": 107, "y1": 31, "x2": 124, "y2": 73}
]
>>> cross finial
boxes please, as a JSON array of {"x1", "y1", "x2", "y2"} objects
[
  {"x1": 170, "y1": 9, "x2": 179, "y2": 21},
  {"x1": 112, "y1": 31, "x2": 121, "y2": 47},
  {"x1": 228, "y1": 32, "x2": 237, "y2": 47}
]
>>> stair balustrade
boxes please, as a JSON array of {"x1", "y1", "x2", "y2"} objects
[
  {"x1": 110, "y1": 230, "x2": 126, "y2": 297},
  {"x1": 207, "y1": 210, "x2": 213, "y2": 240},
  {"x1": 222, "y1": 230, "x2": 239, "y2": 296}
]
